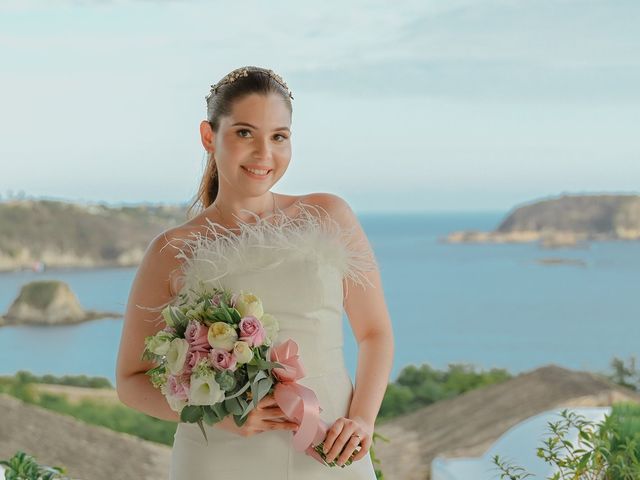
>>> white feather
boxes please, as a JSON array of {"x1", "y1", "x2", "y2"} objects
[{"x1": 168, "y1": 201, "x2": 378, "y2": 304}]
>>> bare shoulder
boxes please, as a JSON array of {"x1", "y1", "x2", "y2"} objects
[{"x1": 300, "y1": 192, "x2": 359, "y2": 228}]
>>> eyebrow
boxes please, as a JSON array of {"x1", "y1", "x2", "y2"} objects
[{"x1": 231, "y1": 122, "x2": 291, "y2": 132}]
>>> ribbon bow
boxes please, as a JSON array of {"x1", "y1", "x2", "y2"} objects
[{"x1": 269, "y1": 339, "x2": 329, "y2": 464}]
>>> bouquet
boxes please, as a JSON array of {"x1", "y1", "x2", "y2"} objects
[{"x1": 142, "y1": 284, "x2": 357, "y2": 467}]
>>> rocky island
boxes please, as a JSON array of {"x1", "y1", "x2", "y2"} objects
[
  {"x1": 444, "y1": 194, "x2": 640, "y2": 248},
  {"x1": 0, "y1": 280, "x2": 121, "y2": 327}
]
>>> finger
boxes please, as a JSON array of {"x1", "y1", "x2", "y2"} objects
[
  {"x1": 322, "y1": 419, "x2": 345, "y2": 455},
  {"x1": 265, "y1": 420, "x2": 299, "y2": 431},
  {"x1": 259, "y1": 406, "x2": 286, "y2": 419},
  {"x1": 337, "y1": 435, "x2": 362, "y2": 465},
  {"x1": 352, "y1": 439, "x2": 369, "y2": 462},
  {"x1": 326, "y1": 427, "x2": 355, "y2": 464},
  {"x1": 351, "y1": 435, "x2": 370, "y2": 462}
]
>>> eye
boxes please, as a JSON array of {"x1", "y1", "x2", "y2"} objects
[
  {"x1": 237, "y1": 129, "x2": 251, "y2": 138},
  {"x1": 274, "y1": 133, "x2": 289, "y2": 142}
]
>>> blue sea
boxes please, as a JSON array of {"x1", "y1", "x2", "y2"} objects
[{"x1": 1, "y1": 212, "x2": 639, "y2": 386}]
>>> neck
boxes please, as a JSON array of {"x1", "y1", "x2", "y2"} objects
[{"x1": 209, "y1": 192, "x2": 277, "y2": 227}]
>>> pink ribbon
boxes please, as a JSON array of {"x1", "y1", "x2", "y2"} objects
[{"x1": 269, "y1": 339, "x2": 329, "y2": 464}]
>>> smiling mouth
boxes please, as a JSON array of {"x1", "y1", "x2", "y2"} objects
[{"x1": 242, "y1": 166, "x2": 273, "y2": 176}]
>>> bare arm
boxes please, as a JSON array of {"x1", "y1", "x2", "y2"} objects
[
  {"x1": 313, "y1": 193, "x2": 395, "y2": 464},
  {"x1": 115, "y1": 231, "x2": 182, "y2": 422}
]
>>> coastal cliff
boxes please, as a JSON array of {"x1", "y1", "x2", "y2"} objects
[
  {"x1": 445, "y1": 194, "x2": 640, "y2": 248},
  {"x1": 0, "y1": 199, "x2": 186, "y2": 272}
]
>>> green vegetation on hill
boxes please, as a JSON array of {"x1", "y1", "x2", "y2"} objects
[
  {"x1": 0, "y1": 374, "x2": 176, "y2": 445},
  {"x1": 378, "y1": 362, "x2": 512, "y2": 420},
  {"x1": 1, "y1": 371, "x2": 114, "y2": 389},
  {"x1": 0, "y1": 199, "x2": 187, "y2": 268}
]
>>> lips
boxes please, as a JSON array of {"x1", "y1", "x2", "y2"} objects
[
  {"x1": 242, "y1": 166, "x2": 273, "y2": 173},
  {"x1": 241, "y1": 166, "x2": 272, "y2": 178}
]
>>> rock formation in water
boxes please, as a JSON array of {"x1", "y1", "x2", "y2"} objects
[
  {"x1": 0, "y1": 280, "x2": 121, "y2": 327},
  {"x1": 445, "y1": 193, "x2": 640, "y2": 248}
]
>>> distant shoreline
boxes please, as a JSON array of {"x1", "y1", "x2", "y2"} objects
[{"x1": 0, "y1": 263, "x2": 139, "y2": 275}]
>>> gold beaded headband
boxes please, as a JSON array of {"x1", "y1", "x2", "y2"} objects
[{"x1": 205, "y1": 67, "x2": 294, "y2": 102}]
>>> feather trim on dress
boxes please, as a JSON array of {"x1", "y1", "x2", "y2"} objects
[{"x1": 164, "y1": 201, "x2": 378, "y2": 305}]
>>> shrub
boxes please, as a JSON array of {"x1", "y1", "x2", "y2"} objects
[{"x1": 492, "y1": 403, "x2": 640, "y2": 479}]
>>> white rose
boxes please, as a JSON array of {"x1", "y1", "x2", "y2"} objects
[
  {"x1": 166, "y1": 338, "x2": 189, "y2": 375},
  {"x1": 189, "y1": 371, "x2": 225, "y2": 406},
  {"x1": 233, "y1": 341, "x2": 254, "y2": 364},
  {"x1": 259, "y1": 313, "x2": 279, "y2": 346},
  {"x1": 235, "y1": 293, "x2": 264, "y2": 320},
  {"x1": 208, "y1": 322, "x2": 238, "y2": 351},
  {"x1": 145, "y1": 331, "x2": 173, "y2": 356}
]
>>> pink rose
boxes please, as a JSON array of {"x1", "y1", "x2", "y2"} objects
[
  {"x1": 185, "y1": 320, "x2": 209, "y2": 352},
  {"x1": 186, "y1": 350, "x2": 209, "y2": 373},
  {"x1": 166, "y1": 373, "x2": 190, "y2": 400},
  {"x1": 209, "y1": 348, "x2": 238, "y2": 372},
  {"x1": 239, "y1": 316, "x2": 266, "y2": 347}
]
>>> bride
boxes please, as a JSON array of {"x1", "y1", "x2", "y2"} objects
[{"x1": 115, "y1": 66, "x2": 394, "y2": 478}]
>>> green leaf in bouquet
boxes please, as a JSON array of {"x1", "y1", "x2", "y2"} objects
[
  {"x1": 203, "y1": 405, "x2": 222, "y2": 425},
  {"x1": 169, "y1": 305, "x2": 188, "y2": 328},
  {"x1": 252, "y1": 356, "x2": 270, "y2": 370},
  {"x1": 211, "y1": 400, "x2": 228, "y2": 419},
  {"x1": 246, "y1": 363, "x2": 260, "y2": 381},
  {"x1": 209, "y1": 310, "x2": 229, "y2": 323},
  {"x1": 196, "y1": 419, "x2": 208, "y2": 444},
  {"x1": 251, "y1": 374, "x2": 273, "y2": 408},
  {"x1": 224, "y1": 397, "x2": 244, "y2": 416},
  {"x1": 229, "y1": 308, "x2": 241, "y2": 323},
  {"x1": 234, "y1": 411, "x2": 250, "y2": 427},
  {"x1": 180, "y1": 405, "x2": 204, "y2": 423}
]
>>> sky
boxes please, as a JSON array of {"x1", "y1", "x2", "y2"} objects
[{"x1": 0, "y1": 0, "x2": 639, "y2": 212}]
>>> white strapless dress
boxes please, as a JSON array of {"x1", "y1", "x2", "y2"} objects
[{"x1": 168, "y1": 202, "x2": 379, "y2": 479}]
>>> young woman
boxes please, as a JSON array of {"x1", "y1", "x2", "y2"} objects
[{"x1": 116, "y1": 66, "x2": 394, "y2": 479}]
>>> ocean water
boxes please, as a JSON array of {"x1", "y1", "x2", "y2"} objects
[{"x1": 1, "y1": 212, "x2": 639, "y2": 386}]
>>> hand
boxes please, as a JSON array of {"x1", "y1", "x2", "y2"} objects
[
  {"x1": 322, "y1": 416, "x2": 373, "y2": 466},
  {"x1": 215, "y1": 394, "x2": 299, "y2": 437}
]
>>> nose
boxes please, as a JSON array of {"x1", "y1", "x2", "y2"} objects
[{"x1": 252, "y1": 136, "x2": 273, "y2": 161}]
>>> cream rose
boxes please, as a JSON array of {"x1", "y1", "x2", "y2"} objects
[
  {"x1": 235, "y1": 293, "x2": 264, "y2": 320},
  {"x1": 233, "y1": 341, "x2": 254, "y2": 364},
  {"x1": 208, "y1": 322, "x2": 238, "y2": 351}
]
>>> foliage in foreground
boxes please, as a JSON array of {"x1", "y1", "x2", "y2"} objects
[
  {"x1": 492, "y1": 402, "x2": 640, "y2": 479},
  {"x1": 0, "y1": 451, "x2": 69, "y2": 480}
]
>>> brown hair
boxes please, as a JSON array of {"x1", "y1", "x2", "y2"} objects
[{"x1": 186, "y1": 66, "x2": 294, "y2": 219}]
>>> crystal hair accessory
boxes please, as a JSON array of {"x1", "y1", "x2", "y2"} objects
[{"x1": 205, "y1": 67, "x2": 294, "y2": 102}]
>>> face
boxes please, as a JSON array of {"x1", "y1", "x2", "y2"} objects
[{"x1": 200, "y1": 93, "x2": 292, "y2": 198}]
